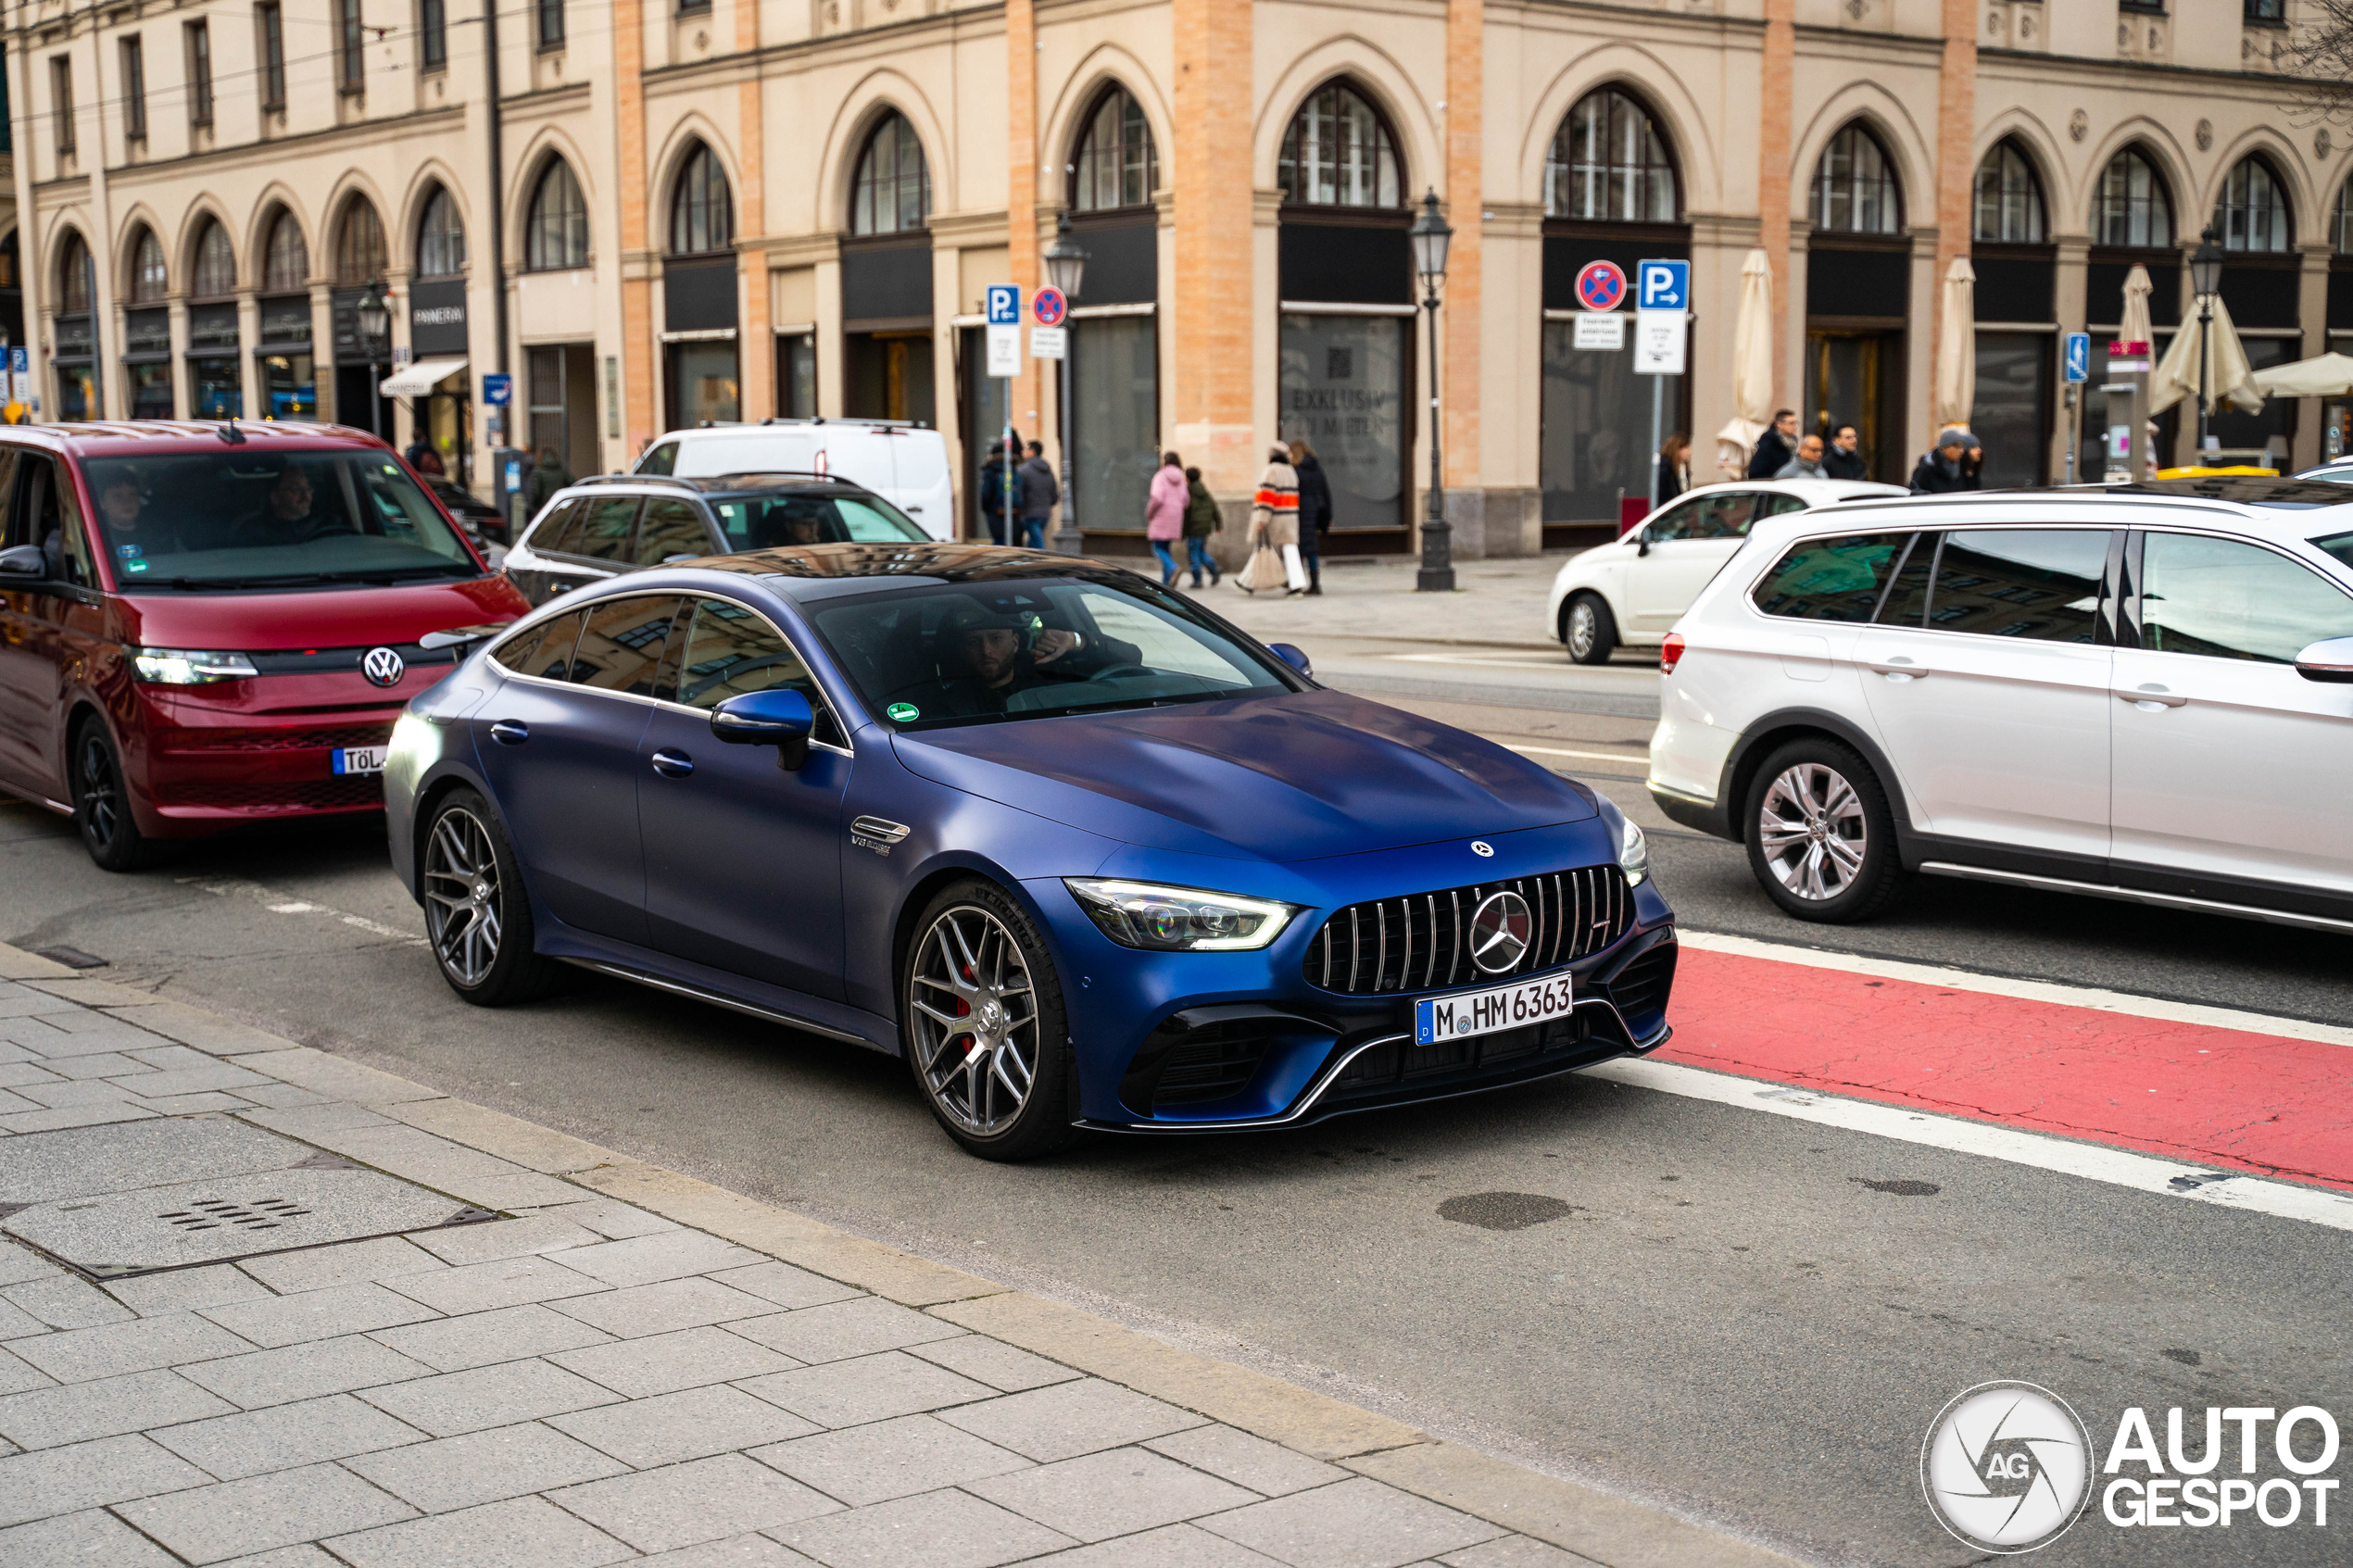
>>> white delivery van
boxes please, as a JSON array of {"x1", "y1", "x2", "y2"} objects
[{"x1": 635, "y1": 420, "x2": 956, "y2": 541}]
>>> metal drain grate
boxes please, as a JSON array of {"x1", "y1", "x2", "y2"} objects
[{"x1": 160, "y1": 1198, "x2": 315, "y2": 1232}]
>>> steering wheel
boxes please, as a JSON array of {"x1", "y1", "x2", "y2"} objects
[
  {"x1": 294, "y1": 515, "x2": 359, "y2": 543},
  {"x1": 1086, "y1": 663, "x2": 1152, "y2": 683}
]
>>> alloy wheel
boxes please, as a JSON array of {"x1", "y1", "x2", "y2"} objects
[
  {"x1": 909, "y1": 906, "x2": 1039, "y2": 1136},
  {"x1": 78, "y1": 734, "x2": 120, "y2": 848},
  {"x1": 1567, "y1": 601, "x2": 1598, "y2": 659},
  {"x1": 1756, "y1": 762, "x2": 1869, "y2": 901},
  {"x1": 423, "y1": 808, "x2": 503, "y2": 987}
]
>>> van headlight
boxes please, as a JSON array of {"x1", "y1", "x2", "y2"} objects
[
  {"x1": 131, "y1": 647, "x2": 258, "y2": 684},
  {"x1": 1618, "y1": 818, "x2": 1650, "y2": 887},
  {"x1": 1064, "y1": 879, "x2": 1301, "y2": 951}
]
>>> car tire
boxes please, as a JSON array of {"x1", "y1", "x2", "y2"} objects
[
  {"x1": 420, "y1": 788, "x2": 565, "y2": 1006},
  {"x1": 901, "y1": 878, "x2": 1078, "y2": 1161},
  {"x1": 1743, "y1": 738, "x2": 1906, "y2": 922},
  {"x1": 1563, "y1": 594, "x2": 1618, "y2": 665},
  {"x1": 70, "y1": 720, "x2": 157, "y2": 872}
]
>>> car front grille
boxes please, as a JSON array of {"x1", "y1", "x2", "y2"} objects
[
  {"x1": 1602, "y1": 943, "x2": 1678, "y2": 1036},
  {"x1": 167, "y1": 724, "x2": 393, "y2": 753},
  {"x1": 1303, "y1": 865, "x2": 1632, "y2": 996}
]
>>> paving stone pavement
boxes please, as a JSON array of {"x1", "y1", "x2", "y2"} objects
[{"x1": 0, "y1": 947, "x2": 1793, "y2": 1568}]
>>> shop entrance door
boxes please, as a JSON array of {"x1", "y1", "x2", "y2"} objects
[
  {"x1": 528, "y1": 345, "x2": 598, "y2": 479},
  {"x1": 1805, "y1": 330, "x2": 1906, "y2": 484}
]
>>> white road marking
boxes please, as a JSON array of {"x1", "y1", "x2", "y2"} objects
[
  {"x1": 182, "y1": 877, "x2": 424, "y2": 946},
  {"x1": 1380, "y1": 652, "x2": 1645, "y2": 671},
  {"x1": 1677, "y1": 927, "x2": 2353, "y2": 1049},
  {"x1": 1592, "y1": 1056, "x2": 2353, "y2": 1233},
  {"x1": 1502, "y1": 744, "x2": 1652, "y2": 765}
]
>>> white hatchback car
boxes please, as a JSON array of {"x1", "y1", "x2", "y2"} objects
[
  {"x1": 1546, "y1": 478, "x2": 1903, "y2": 663},
  {"x1": 636, "y1": 420, "x2": 955, "y2": 541},
  {"x1": 1647, "y1": 478, "x2": 2353, "y2": 928}
]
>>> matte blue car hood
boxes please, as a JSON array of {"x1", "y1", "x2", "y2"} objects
[{"x1": 889, "y1": 689, "x2": 1594, "y2": 862}]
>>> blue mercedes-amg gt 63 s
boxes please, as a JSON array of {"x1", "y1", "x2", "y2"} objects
[{"x1": 384, "y1": 543, "x2": 1677, "y2": 1159}]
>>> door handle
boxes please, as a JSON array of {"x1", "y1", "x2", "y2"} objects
[
  {"x1": 489, "y1": 720, "x2": 529, "y2": 746},
  {"x1": 650, "y1": 748, "x2": 696, "y2": 778},
  {"x1": 2115, "y1": 685, "x2": 2188, "y2": 709},
  {"x1": 1866, "y1": 658, "x2": 1929, "y2": 681}
]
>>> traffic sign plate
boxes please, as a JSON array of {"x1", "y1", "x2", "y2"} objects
[
  {"x1": 1574, "y1": 261, "x2": 1629, "y2": 313},
  {"x1": 986, "y1": 285, "x2": 1022, "y2": 326},
  {"x1": 1033, "y1": 287, "x2": 1066, "y2": 327},
  {"x1": 1637, "y1": 259, "x2": 1689, "y2": 312},
  {"x1": 2063, "y1": 332, "x2": 2090, "y2": 383}
]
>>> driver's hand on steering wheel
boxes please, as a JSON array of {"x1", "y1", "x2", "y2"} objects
[{"x1": 1031, "y1": 629, "x2": 1081, "y2": 665}]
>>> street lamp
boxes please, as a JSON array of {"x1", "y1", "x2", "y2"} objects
[
  {"x1": 2189, "y1": 227, "x2": 2224, "y2": 455},
  {"x1": 1410, "y1": 189, "x2": 1454, "y2": 593},
  {"x1": 357, "y1": 282, "x2": 393, "y2": 440},
  {"x1": 1044, "y1": 212, "x2": 1088, "y2": 555}
]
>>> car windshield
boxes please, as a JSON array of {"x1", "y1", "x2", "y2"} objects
[
  {"x1": 710, "y1": 493, "x2": 927, "y2": 550},
  {"x1": 82, "y1": 451, "x2": 478, "y2": 591},
  {"x1": 805, "y1": 576, "x2": 1294, "y2": 727}
]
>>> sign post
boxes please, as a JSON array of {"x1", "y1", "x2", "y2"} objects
[
  {"x1": 1634, "y1": 260, "x2": 1691, "y2": 515},
  {"x1": 2061, "y1": 332, "x2": 2089, "y2": 483},
  {"x1": 985, "y1": 285, "x2": 1023, "y2": 543}
]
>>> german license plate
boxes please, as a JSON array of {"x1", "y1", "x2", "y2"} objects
[
  {"x1": 332, "y1": 746, "x2": 387, "y2": 776},
  {"x1": 1415, "y1": 970, "x2": 1574, "y2": 1046}
]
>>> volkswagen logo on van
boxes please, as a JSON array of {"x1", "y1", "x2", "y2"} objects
[{"x1": 360, "y1": 646, "x2": 407, "y2": 688}]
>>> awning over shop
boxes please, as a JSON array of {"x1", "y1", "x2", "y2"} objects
[{"x1": 380, "y1": 358, "x2": 468, "y2": 397}]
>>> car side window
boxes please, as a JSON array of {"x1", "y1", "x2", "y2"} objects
[
  {"x1": 1755, "y1": 494, "x2": 1811, "y2": 524},
  {"x1": 1751, "y1": 533, "x2": 1906, "y2": 621},
  {"x1": 1872, "y1": 533, "x2": 1940, "y2": 625},
  {"x1": 525, "y1": 499, "x2": 582, "y2": 554},
  {"x1": 640, "y1": 443, "x2": 679, "y2": 476},
  {"x1": 1671, "y1": 493, "x2": 1758, "y2": 541},
  {"x1": 29, "y1": 460, "x2": 95, "y2": 589},
  {"x1": 633, "y1": 499, "x2": 712, "y2": 567},
  {"x1": 548, "y1": 497, "x2": 638, "y2": 563},
  {"x1": 675, "y1": 596, "x2": 847, "y2": 747},
  {"x1": 2139, "y1": 532, "x2": 2353, "y2": 663},
  {"x1": 1925, "y1": 530, "x2": 2108, "y2": 644},
  {"x1": 1649, "y1": 495, "x2": 1731, "y2": 544},
  {"x1": 491, "y1": 609, "x2": 586, "y2": 681},
  {"x1": 569, "y1": 596, "x2": 686, "y2": 694}
]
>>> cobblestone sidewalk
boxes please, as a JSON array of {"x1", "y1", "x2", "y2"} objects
[{"x1": 0, "y1": 943, "x2": 1791, "y2": 1568}]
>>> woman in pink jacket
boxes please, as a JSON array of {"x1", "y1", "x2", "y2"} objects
[{"x1": 1144, "y1": 450, "x2": 1189, "y2": 586}]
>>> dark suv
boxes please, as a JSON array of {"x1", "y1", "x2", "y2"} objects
[{"x1": 500, "y1": 473, "x2": 930, "y2": 608}]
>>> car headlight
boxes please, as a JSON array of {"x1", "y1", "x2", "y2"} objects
[
  {"x1": 1617, "y1": 817, "x2": 1650, "y2": 887},
  {"x1": 131, "y1": 647, "x2": 259, "y2": 684},
  {"x1": 1064, "y1": 879, "x2": 1301, "y2": 952}
]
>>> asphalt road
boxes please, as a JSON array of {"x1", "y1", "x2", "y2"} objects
[{"x1": 4, "y1": 634, "x2": 2348, "y2": 1567}]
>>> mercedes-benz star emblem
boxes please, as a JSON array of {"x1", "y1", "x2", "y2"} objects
[
  {"x1": 1468, "y1": 890, "x2": 1532, "y2": 974},
  {"x1": 1470, "y1": 840, "x2": 1495, "y2": 858},
  {"x1": 360, "y1": 646, "x2": 407, "y2": 688}
]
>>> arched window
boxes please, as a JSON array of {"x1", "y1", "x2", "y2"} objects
[
  {"x1": 335, "y1": 198, "x2": 386, "y2": 285},
  {"x1": 129, "y1": 226, "x2": 167, "y2": 303},
  {"x1": 2334, "y1": 175, "x2": 2353, "y2": 254},
  {"x1": 1545, "y1": 88, "x2": 1677, "y2": 223},
  {"x1": 849, "y1": 114, "x2": 928, "y2": 236},
  {"x1": 57, "y1": 232, "x2": 91, "y2": 314},
  {"x1": 191, "y1": 218, "x2": 236, "y2": 296},
  {"x1": 1279, "y1": 82, "x2": 1401, "y2": 208},
  {"x1": 2094, "y1": 148, "x2": 2173, "y2": 248},
  {"x1": 2216, "y1": 156, "x2": 2291, "y2": 253},
  {"x1": 1072, "y1": 88, "x2": 1155, "y2": 212},
  {"x1": 526, "y1": 157, "x2": 589, "y2": 270},
  {"x1": 1810, "y1": 123, "x2": 1902, "y2": 234},
  {"x1": 262, "y1": 209, "x2": 308, "y2": 292},
  {"x1": 416, "y1": 185, "x2": 466, "y2": 277},
  {"x1": 1972, "y1": 140, "x2": 2045, "y2": 244},
  {"x1": 670, "y1": 142, "x2": 736, "y2": 254}
]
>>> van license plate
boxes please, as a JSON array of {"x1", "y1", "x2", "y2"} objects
[
  {"x1": 1414, "y1": 971, "x2": 1574, "y2": 1046},
  {"x1": 332, "y1": 746, "x2": 388, "y2": 776}
]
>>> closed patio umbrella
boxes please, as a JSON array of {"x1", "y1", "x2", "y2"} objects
[
  {"x1": 2119, "y1": 264, "x2": 2155, "y2": 355},
  {"x1": 2249, "y1": 351, "x2": 2353, "y2": 398},
  {"x1": 1714, "y1": 248, "x2": 1775, "y2": 478},
  {"x1": 1932, "y1": 257, "x2": 1976, "y2": 430},
  {"x1": 2148, "y1": 294, "x2": 2261, "y2": 416}
]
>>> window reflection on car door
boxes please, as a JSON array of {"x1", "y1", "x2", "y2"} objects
[{"x1": 1627, "y1": 491, "x2": 1759, "y2": 632}]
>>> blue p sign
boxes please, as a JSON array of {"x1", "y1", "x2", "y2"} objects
[
  {"x1": 986, "y1": 285, "x2": 1021, "y2": 325},
  {"x1": 2063, "y1": 332, "x2": 2091, "y2": 383},
  {"x1": 1638, "y1": 260, "x2": 1690, "y2": 313}
]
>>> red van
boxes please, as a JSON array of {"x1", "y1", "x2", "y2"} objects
[{"x1": 0, "y1": 421, "x2": 528, "y2": 869}]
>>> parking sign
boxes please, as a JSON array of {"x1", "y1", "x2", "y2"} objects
[
  {"x1": 1637, "y1": 260, "x2": 1690, "y2": 313},
  {"x1": 2063, "y1": 332, "x2": 2090, "y2": 383},
  {"x1": 986, "y1": 285, "x2": 1021, "y2": 326}
]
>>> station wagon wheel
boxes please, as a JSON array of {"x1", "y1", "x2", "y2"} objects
[
  {"x1": 903, "y1": 880, "x2": 1076, "y2": 1160},
  {"x1": 1563, "y1": 593, "x2": 1617, "y2": 666},
  {"x1": 1743, "y1": 738, "x2": 1905, "y2": 923},
  {"x1": 420, "y1": 788, "x2": 562, "y2": 1006},
  {"x1": 71, "y1": 721, "x2": 155, "y2": 872}
]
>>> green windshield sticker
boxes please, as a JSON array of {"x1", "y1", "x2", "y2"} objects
[{"x1": 887, "y1": 703, "x2": 920, "y2": 721}]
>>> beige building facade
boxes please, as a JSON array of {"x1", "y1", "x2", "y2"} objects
[{"x1": 3, "y1": 0, "x2": 2342, "y2": 561}]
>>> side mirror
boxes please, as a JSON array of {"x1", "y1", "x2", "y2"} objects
[
  {"x1": 1635, "y1": 529, "x2": 1652, "y2": 558},
  {"x1": 1268, "y1": 642, "x2": 1313, "y2": 679},
  {"x1": 0, "y1": 545, "x2": 44, "y2": 578},
  {"x1": 2294, "y1": 636, "x2": 2353, "y2": 683},
  {"x1": 711, "y1": 687, "x2": 814, "y2": 770}
]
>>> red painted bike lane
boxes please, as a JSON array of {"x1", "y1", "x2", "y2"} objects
[{"x1": 1655, "y1": 945, "x2": 2353, "y2": 1191}]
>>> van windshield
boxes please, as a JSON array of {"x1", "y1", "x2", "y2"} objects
[{"x1": 82, "y1": 451, "x2": 480, "y2": 591}]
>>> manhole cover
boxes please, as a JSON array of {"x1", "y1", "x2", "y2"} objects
[{"x1": 0, "y1": 1120, "x2": 494, "y2": 1279}]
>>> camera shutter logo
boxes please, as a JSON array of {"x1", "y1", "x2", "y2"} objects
[
  {"x1": 1921, "y1": 1382, "x2": 2093, "y2": 1553},
  {"x1": 1467, "y1": 891, "x2": 1532, "y2": 973},
  {"x1": 361, "y1": 646, "x2": 407, "y2": 688}
]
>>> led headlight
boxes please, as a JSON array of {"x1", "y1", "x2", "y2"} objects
[
  {"x1": 1617, "y1": 817, "x2": 1650, "y2": 887},
  {"x1": 131, "y1": 647, "x2": 259, "y2": 684},
  {"x1": 1064, "y1": 878, "x2": 1301, "y2": 952}
]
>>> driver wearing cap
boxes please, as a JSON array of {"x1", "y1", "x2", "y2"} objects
[{"x1": 930, "y1": 600, "x2": 1140, "y2": 716}]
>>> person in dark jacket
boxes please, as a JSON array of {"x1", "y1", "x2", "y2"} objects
[
  {"x1": 1287, "y1": 439, "x2": 1332, "y2": 596},
  {"x1": 1181, "y1": 466, "x2": 1222, "y2": 588},
  {"x1": 1908, "y1": 427, "x2": 1982, "y2": 495},
  {"x1": 977, "y1": 442, "x2": 1017, "y2": 545},
  {"x1": 1747, "y1": 409, "x2": 1799, "y2": 480},
  {"x1": 1821, "y1": 424, "x2": 1870, "y2": 481},
  {"x1": 1017, "y1": 441, "x2": 1058, "y2": 550},
  {"x1": 1655, "y1": 433, "x2": 1691, "y2": 506}
]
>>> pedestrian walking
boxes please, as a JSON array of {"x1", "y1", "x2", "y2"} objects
[
  {"x1": 977, "y1": 441, "x2": 1014, "y2": 545},
  {"x1": 1017, "y1": 441, "x2": 1058, "y2": 551},
  {"x1": 405, "y1": 437, "x2": 445, "y2": 477},
  {"x1": 524, "y1": 445, "x2": 572, "y2": 513},
  {"x1": 1287, "y1": 439, "x2": 1331, "y2": 596},
  {"x1": 1774, "y1": 433, "x2": 1828, "y2": 480},
  {"x1": 1145, "y1": 450, "x2": 1189, "y2": 586},
  {"x1": 1655, "y1": 432, "x2": 1691, "y2": 506},
  {"x1": 1821, "y1": 423, "x2": 1869, "y2": 480},
  {"x1": 1181, "y1": 466, "x2": 1222, "y2": 588},
  {"x1": 1747, "y1": 409, "x2": 1799, "y2": 480},
  {"x1": 1239, "y1": 445, "x2": 1306, "y2": 596},
  {"x1": 1908, "y1": 426, "x2": 1982, "y2": 494}
]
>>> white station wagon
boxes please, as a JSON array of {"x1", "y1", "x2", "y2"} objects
[{"x1": 1646, "y1": 478, "x2": 2353, "y2": 929}]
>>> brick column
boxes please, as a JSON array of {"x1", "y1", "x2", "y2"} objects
[
  {"x1": 1171, "y1": 0, "x2": 1256, "y2": 497},
  {"x1": 1007, "y1": 0, "x2": 1041, "y2": 448},
  {"x1": 736, "y1": 0, "x2": 770, "y2": 422},
  {"x1": 1443, "y1": 0, "x2": 1482, "y2": 534},
  {"x1": 615, "y1": 0, "x2": 657, "y2": 451},
  {"x1": 1758, "y1": 0, "x2": 1794, "y2": 403},
  {"x1": 1930, "y1": 0, "x2": 1978, "y2": 445}
]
